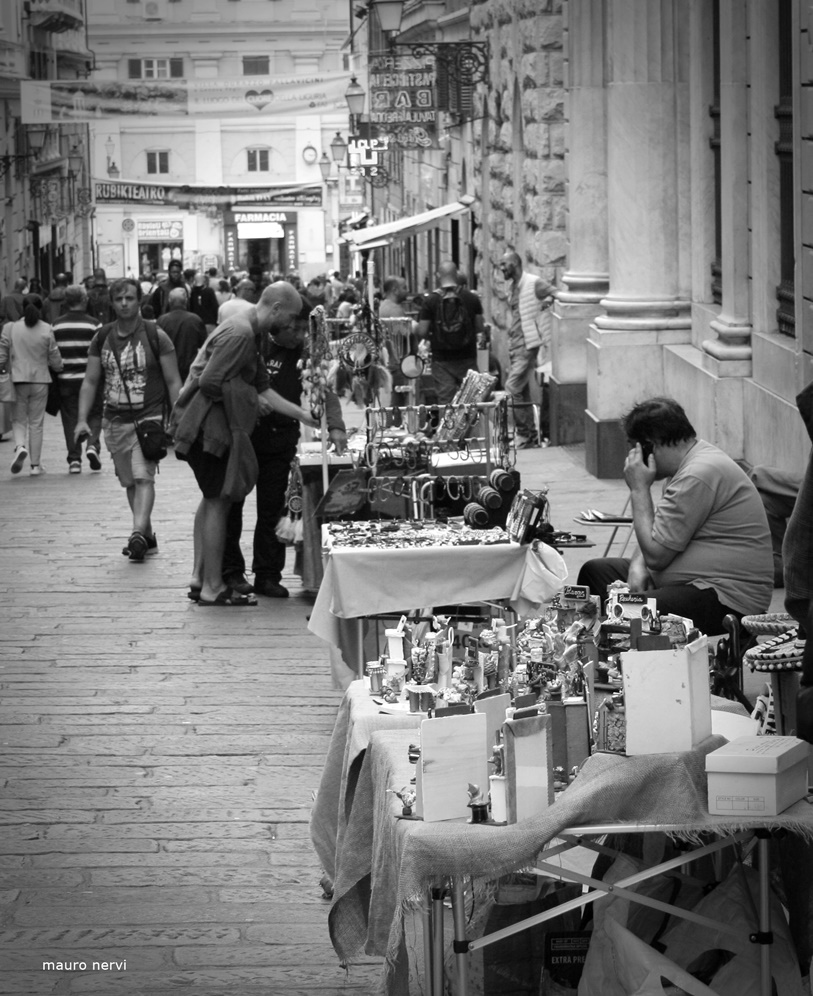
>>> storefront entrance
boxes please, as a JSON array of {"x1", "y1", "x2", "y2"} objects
[{"x1": 138, "y1": 242, "x2": 183, "y2": 276}]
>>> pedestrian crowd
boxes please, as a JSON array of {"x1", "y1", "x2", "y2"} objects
[{"x1": 0, "y1": 256, "x2": 587, "y2": 606}]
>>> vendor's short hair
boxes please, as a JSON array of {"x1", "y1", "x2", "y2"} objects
[{"x1": 622, "y1": 397, "x2": 696, "y2": 447}]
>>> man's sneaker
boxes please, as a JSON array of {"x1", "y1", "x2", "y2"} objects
[
  {"x1": 254, "y1": 579, "x2": 289, "y2": 598},
  {"x1": 29, "y1": 465, "x2": 43, "y2": 477},
  {"x1": 86, "y1": 446, "x2": 102, "y2": 471},
  {"x1": 126, "y1": 531, "x2": 149, "y2": 562},
  {"x1": 11, "y1": 446, "x2": 27, "y2": 474},
  {"x1": 69, "y1": 461, "x2": 81, "y2": 474},
  {"x1": 515, "y1": 435, "x2": 540, "y2": 450},
  {"x1": 121, "y1": 533, "x2": 158, "y2": 557}
]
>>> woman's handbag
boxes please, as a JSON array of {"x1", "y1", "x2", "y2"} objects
[
  {"x1": 45, "y1": 371, "x2": 61, "y2": 416},
  {"x1": 0, "y1": 370, "x2": 15, "y2": 404}
]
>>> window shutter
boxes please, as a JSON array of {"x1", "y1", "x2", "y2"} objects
[
  {"x1": 170, "y1": 57, "x2": 183, "y2": 78},
  {"x1": 128, "y1": 59, "x2": 141, "y2": 79},
  {"x1": 159, "y1": 151, "x2": 169, "y2": 173}
]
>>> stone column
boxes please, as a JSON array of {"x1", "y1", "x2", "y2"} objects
[
  {"x1": 551, "y1": 0, "x2": 609, "y2": 445},
  {"x1": 701, "y1": 0, "x2": 752, "y2": 375},
  {"x1": 585, "y1": 0, "x2": 692, "y2": 477}
]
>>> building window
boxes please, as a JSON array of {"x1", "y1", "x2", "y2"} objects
[
  {"x1": 247, "y1": 148, "x2": 269, "y2": 172},
  {"x1": 128, "y1": 58, "x2": 184, "y2": 80},
  {"x1": 775, "y1": 0, "x2": 795, "y2": 337},
  {"x1": 147, "y1": 151, "x2": 169, "y2": 174},
  {"x1": 30, "y1": 50, "x2": 49, "y2": 80},
  {"x1": 243, "y1": 56, "x2": 269, "y2": 75}
]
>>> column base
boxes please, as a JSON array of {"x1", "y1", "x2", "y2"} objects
[
  {"x1": 584, "y1": 409, "x2": 626, "y2": 479},
  {"x1": 549, "y1": 378, "x2": 587, "y2": 445}
]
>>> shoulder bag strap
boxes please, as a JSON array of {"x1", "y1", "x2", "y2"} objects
[{"x1": 106, "y1": 329, "x2": 144, "y2": 432}]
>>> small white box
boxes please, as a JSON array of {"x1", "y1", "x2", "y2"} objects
[
  {"x1": 706, "y1": 736, "x2": 810, "y2": 816},
  {"x1": 621, "y1": 636, "x2": 711, "y2": 755}
]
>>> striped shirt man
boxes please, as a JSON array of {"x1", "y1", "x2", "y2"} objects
[{"x1": 51, "y1": 307, "x2": 102, "y2": 383}]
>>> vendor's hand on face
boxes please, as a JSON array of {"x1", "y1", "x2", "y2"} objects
[
  {"x1": 329, "y1": 428, "x2": 348, "y2": 455},
  {"x1": 623, "y1": 442, "x2": 656, "y2": 491}
]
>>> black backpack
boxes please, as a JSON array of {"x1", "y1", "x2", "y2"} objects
[{"x1": 434, "y1": 290, "x2": 475, "y2": 351}]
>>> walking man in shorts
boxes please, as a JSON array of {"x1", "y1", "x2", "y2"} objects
[{"x1": 75, "y1": 278, "x2": 182, "y2": 560}]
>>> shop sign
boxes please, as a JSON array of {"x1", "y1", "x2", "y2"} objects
[
  {"x1": 229, "y1": 211, "x2": 295, "y2": 225},
  {"x1": 284, "y1": 224, "x2": 298, "y2": 273},
  {"x1": 224, "y1": 226, "x2": 238, "y2": 272},
  {"x1": 339, "y1": 171, "x2": 364, "y2": 210},
  {"x1": 368, "y1": 53, "x2": 437, "y2": 149},
  {"x1": 94, "y1": 181, "x2": 321, "y2": 209},
  {"x1": 137, "y1": 219, "x2": 184, "y2": 240}
]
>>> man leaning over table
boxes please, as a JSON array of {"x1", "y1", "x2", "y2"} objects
[{"x1": 577, "y1": 397, "x2": 773, "y2": 636}]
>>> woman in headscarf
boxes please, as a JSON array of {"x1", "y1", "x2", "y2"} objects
[{"x1": 0, "y1": 294, "x2": 63, "y2": 476}]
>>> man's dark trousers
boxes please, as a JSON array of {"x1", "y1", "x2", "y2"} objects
[{"x1": 222, "y1": 427, "x2": 298, "y2": 584}]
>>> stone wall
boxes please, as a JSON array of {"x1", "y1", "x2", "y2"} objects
[{"x1": 470, "y1": 0, "x2": 567, "y2": 378}]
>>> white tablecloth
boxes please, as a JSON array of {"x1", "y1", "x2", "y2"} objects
[{"x1": 308, "y1": 540, "x2": 568, "y2": 686}]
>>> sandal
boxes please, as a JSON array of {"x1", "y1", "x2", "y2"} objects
[
  {"x1": 187, "y1": 586, "x2": 202, "y2": 602},
  {"x1": 197, "y1": 585, "x2": 258, "y2": 607},
  {"x1": 127, "y1": 531, "x2": 148, "y2": 562}
]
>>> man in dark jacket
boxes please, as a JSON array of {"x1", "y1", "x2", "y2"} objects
[
  {"x1": 42, "y1": 273, "x2": 70, "y2": 325},
  {"x1": 149, "y1": 259, "x2": 187, "y2": 318},
  {"x1": 157, "y1": 287, "x2": 208, "y2": 383}
]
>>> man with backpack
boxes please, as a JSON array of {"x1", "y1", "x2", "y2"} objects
[
  {"x1": 74, "y1": 278, "x2": 183, "y2": 561},
  {"x1": 418, "y1": 261, "x2": 484, "y2": 404}
]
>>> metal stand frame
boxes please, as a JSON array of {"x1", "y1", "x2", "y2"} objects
[{"x1": 437, "y1": 823, "x2": 778, "y2": 996}]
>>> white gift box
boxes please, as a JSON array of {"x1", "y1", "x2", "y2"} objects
[
  {"x1": 621, "y1": 636, "x2": 711, "y2": 755},
  {"x1": 706, "y1": 736, "x2": 810, "y2": 816}
]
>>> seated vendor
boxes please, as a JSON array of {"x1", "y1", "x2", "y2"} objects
[{"x1": 577, "y1": 397, "x2": 773, "y2": 635}]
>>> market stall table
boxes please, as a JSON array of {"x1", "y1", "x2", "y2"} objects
[
  {"x1": 310, "y1": 680, "x2": 421, "y2": 885},
  {"x1": 307, "y1": 524, "x2": 568, "y2": 687},
  {"x1": 326, "y1": 728, "x2": 813, "y2": 996}
]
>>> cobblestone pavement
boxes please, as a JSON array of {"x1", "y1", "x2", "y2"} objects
[
  {"x1": 9, "y1": 418, "x2": 767, "y2": 996},
  {"x1": 0, "y1": 426, "x2": 385, "y2": 995}
]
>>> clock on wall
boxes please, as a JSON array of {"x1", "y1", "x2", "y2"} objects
[{"x1": 302, "y1": 144, "x2": 318, "y2": 165}]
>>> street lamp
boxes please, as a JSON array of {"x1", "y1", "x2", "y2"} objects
[
  {"x1": 367, "y1": 0, "x2": 489, "y2": 85},
  {"x1": 104, "y1": 136, "x2": 119, "y2": 178},
  {"x1": 371, "y1": 0, "x2": 403, "y2": 33},
  {"x1": 330, "y1": 132, "x2": 348, "y2": 163},
  {"x1": 345, "y1": 76, "x2": 366, "y2": 118},
  {"x1": 318, "y1": 152, "x2": 333, "y2": 182}
]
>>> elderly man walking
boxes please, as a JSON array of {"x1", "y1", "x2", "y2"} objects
[
  {"x1": 157, "y1": 287, "x2": 208, "y2": 384},
  {"x1": 498, "y1": 251, "x2": 557, "y2": 448}
]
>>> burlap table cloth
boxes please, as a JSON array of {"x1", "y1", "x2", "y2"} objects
[
  {"x1": 307, "y1": 540, "x2": 568, "y2": 688},
  {"x1": 310, "y1": 680, "x2": 422, "y2": 882},
  {"x1": 328, "y1": 728, "x2": 813, "y2": 996}
]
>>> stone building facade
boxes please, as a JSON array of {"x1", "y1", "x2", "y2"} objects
[{"x1": 469, "y1": 0, "x2": 567, "y2": 398}]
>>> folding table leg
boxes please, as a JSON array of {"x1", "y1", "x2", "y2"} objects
[
  {"x1": 432, "y1": 886, "x2": 445, "y2": 996},
  {"x1": 422, "y1": 897, "x2": 434, "y2": 996},
  {"x1": 450, "y1": 878, "x2": 470, "y2": 996},
  {"x1": 755, "y1": 831, "x2": 773, "y2": 996}
]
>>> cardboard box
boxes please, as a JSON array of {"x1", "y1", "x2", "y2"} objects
[
  {"x1": 621, "y1": 636, "x2": 711, "y2": 755},
  {"x1": 706, "y1": 736, "x2": 810, "y2": 816},
  {"x1": 415, "y1": 712, "x2": 489, "y2": 822}
]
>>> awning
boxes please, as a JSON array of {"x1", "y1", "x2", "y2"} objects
[{"x1": 341, "y1": 195, "x2": 474, "y2": 251}]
